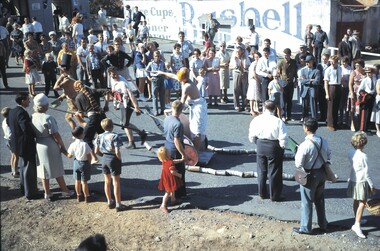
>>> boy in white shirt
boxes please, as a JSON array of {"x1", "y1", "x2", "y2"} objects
[
  {"x1": 65, "y1": 127, "x2": 97, "y2": 203},
  {"x1": 268, "y1": 70, "x2": 283, "y2": 119}
]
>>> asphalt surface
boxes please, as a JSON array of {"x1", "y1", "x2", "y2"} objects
[{"x1": 1, "y1": 38, "x2": 379, "y2": 241}]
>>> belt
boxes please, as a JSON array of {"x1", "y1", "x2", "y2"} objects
[
  {"x1": 103, "y1": 152, "x2": 116, "y2": 156},
  {"x1": 258, "y1": 138, "x2": 278, "y2": 142},
  {"x1": 87, "y1": 111, "x2": 104, "y2": 117}
]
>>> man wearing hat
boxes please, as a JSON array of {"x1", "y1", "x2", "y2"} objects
[
  {"x1": 249, "y1": 25, "x2": 259, "y2": 51},
  {"x1": 295, "y1": 44, "x2": 312, "y2": 69},
  {"x1": 349, "y1": 30, "x2": 361, "y2": 63},
  {"x1": 299, "y1": 55, "x2": 320, "y2": 121},
  {"x1": 7, "y1": 93, "x2": 39, "y2": 200},
  {"x1": 277, "y1": 48, "x2": 297, "y2": 121},
  {"x1": 324, "y1": 55, "x2": 343, "y2": 131}
]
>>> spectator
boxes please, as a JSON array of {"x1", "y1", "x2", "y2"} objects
[
  {"x1": 23, "y1": 49, "x2": 41, "y2": 97},
  {"x1": 189, "y1": 48, "x2": 203, "y2": 81},
  {"x1": 86, "y1": 43, "x2": 105, "y2": 89},
  {"x1": 261, "y1": 38, "x2": 277, "y2": 63},
  {"x1": 356, "y1": 67, "x2": 376, "y2": 132},
  {"x1": 132, "y1": 6, "x2": 146, "y2": 37},
  {"x1": 268, "y1": 70, "x2": 283, "y2": 118},
  {"x1": 98, "y1": 6, "x2": 107, "y2": 26},
  {"x1": 316, "y1": 53, "x2": 330, "y2": 122},
  {"x1": 60, "y1": 31, "x2": 75, "y2": 50},
  {"x1": 31, "y1": 17, "x2": 43, "y2": 43},
  {"x1": 10, "y1": 23, "x2": 24, "y2": 66},
  {"x1": 48, "y1": 31, "x2": 62, "y2": 61},
  {"x1": 0, "y1": 41, "x2": 8, "y2": 88},
  {"x1": 41, "y1": 53, "x2": 59, "y2": 97},
  {"x1": 21, "y1": 17, "x2": 34, "y2": 38},
  {"x1": 59, "y1": 13, "x2": 70, "y2": 33},
  {"x1": 247, "y1": 51, "x2": 262, "y2": 115},
  {"x1": 339, "y1": 56, "x2": 352, "y2": 128},
  {"x1": 248, "y1": 100, "x2": 288, "y2": 201},
  {"x1": 216, "y1": 42, "x2": 231, "y2": 103},
  {"x1": 203, "y1": 47, "x2": 221, "y2": 107},
  {"x1": 170, "y1": 43, "x2": 186, "y2": 100},
  {"x1": 146, "y1": 50, "x2": 166, "y2": 116},
  {"x1": 94, "y1": 118, "x2": 129, "y2": 212},
  {"x1": 312, "y1": 25, "x2": 328, "y2": 63},
  {"x1": 1, "y1": 106, "x2": 18, "y2": 177},
  {"x1": 87, "y1": 29, "x2": 97, "y2": 44},
  {"x1": 256, "y1": 47, "x2": 277, "y2": 101},
  {"x1": 338, "y1": 33, "x2": 352, "y2": 65},
  {"x1": 293, "y1": 118, "x2": 330, "y2": 235},
  {"x1": 178, "y1": 31, "x2": 194, "y2": 68},
  {"x1": 205, "y1": 13, "x2": 220, "y2": 43},
  {"x1": 350, "y1": 30, "x2": 361, "y2": 63},
  {"x1": 31, "y1": 93, "x2": 73, "y2": 201},
  {"x1": 249, "y1": 25, "x2": 259, "y2": 51},
  {"x1": 304, "y1": 24, "x2": 314, "y2": 54},
  {"x1": 76, "y1": 38, "x2": 89, "y2": 86}
]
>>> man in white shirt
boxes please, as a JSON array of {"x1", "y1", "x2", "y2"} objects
[
  {"x1": 261, "y1": 38, "x2": 277, "y2": 63},
  {"x1": 178, "y1": 31, "x2": 194, "y2": 68},
  {"x1": 293, "y1": 118, "x2": 330, "y2": 235},
  {"x1": 248, "y1": 100, "x2": 288, "y2": 201},
  {"x1": 356, "y1": 67, "x2": 376, "y2": 131},
  {"x1": 76, "y1": 38, "x2": 89, "y2": 86},
  {"x1": 94, "y1": 34, "x2": 108, "y2": 57},
  {"x1": 31, "y1": 17, "x2": 43, "y2": 43},
  {"x1": 324, "y1": 55, "x2": 343, "y2": 131},
  {"x1": 98, "y1": 6, "x2": 107, "y2": 26},
  {"x1": 256, "y1": 47, "x2": 277, "y2": 101},
  {"x1": 249, "y1": 25, "x2": 259, "y2": 51},
  {"x1": 21, "y1": 17, "x2": 34, "y2": 39},
  {"x1": 316, "y1": 53, "x2": 330, "y2": 122},
  {"x1": 60, "y1": 13, "x2": 70, "y2": 33}
]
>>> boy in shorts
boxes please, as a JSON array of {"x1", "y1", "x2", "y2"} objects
[
  {"x1": 94, "y1": 118, "x2": 128, "y2": 212},
  {"x1": 65, "y1": 126, "x2": 94, "y2": 203}
]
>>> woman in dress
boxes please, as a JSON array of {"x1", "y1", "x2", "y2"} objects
[
  {"x1": 23, "y1": 49, "x2": 41, "y2": 97},
  {"x1": 203, "y1": 48, "x2": 220, "y2": 106},
  {"x1": 348, "y1": 59, "x2": 365, "y2": 131},
  {"x1": 10, "y1": 23, "x2": 24, "y2": 65},
  {"x1": 216, "y1": 42, "x2": 231, "y2": 103},
  {"x1": 31, "y1": 94, "x2": 73, "y2": 201},
  {"x1": 304, "y1": 24, "x2": 314, "y2": 54},
  {"x1": 170, "y1": 43, "x2": 186, "y2": 99},
  {"x1": 247, "y1": 51, "x2": 262, "y2": 115}
]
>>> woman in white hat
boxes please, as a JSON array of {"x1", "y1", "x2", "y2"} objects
[{"x1": 31, "y1": 94, "x2": 73, "y2": 201}]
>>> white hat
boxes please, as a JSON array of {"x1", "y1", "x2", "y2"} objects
[
  {"x1": 48, "y1": 31, "x2": 56, "y2": 36},
  {"x1": 34, "y1": 93, "x2": 49, "y2": 106},
  {"x1": 138, "y1": 43, "x2": 145, "y2": 48}
]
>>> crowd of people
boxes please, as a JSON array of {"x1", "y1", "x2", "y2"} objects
[{"x1": 0, "y1": 6, "x2": 378, "y2": 238}]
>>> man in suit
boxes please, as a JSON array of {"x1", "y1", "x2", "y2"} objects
[
  {"x1": 299, "y1": 55, "x2": 320, "y2": 120},
  {"x1": 132, "y1": 6, "x2": 146, "y2": 37},
  {"x1": 338, "y1": 34, "x2": 352, "y2": 64},
  {"x1": 7, "y1": 93, "x2": 39, "y2": 199}
]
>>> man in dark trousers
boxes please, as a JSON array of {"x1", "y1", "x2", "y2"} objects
[
  {"x1": 164, "y1": 100, "x2": 187, "y2": 199},
  {"x1": 312, "y1": 25, "x2": 328, "y2": 64},
  {"x1": 132, "y1": 6, "x2": 146, "y2": 38},
  {"x1": 7, "y1": 93, "x2": 39, "y2": 199},
  {"x1": 248, "y1": 100, "x2": 288, "y2": 201}
]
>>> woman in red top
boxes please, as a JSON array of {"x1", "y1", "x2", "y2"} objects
[{"x1": 157, "y1": 146, "x2": 184, "y2": 213}]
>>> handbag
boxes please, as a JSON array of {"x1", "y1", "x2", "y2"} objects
[
  {"x1": 294, "y1": 168, "x2": 309, "y2": 186},
  {"x1": 309, "y1": 138, "x2": 337, "y2": 183}
]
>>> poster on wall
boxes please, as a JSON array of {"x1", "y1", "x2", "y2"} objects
[{"x1": 123, "y1": 0, "x2": 331, "y2": 53}]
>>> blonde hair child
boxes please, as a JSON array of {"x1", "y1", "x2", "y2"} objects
[{"x1": 157, "y1": 146, "x2": 184, "y2": 213}]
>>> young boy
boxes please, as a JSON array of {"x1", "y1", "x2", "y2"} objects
[
  {"x1": 1, "y1": 107, "x2": 19, "y2": 178},
  {"x1": 94, "y1": 118, "x2": 128, "y2": 212},
  {"x1": 268, "y1": 70, "x2": 284, "y2": 118},
  {"x1": 65, "y1": 127, "x2": 96, "y2": 203},
  {"x1": 41, "y1": 53, "x2": 59, "y2": 98}
]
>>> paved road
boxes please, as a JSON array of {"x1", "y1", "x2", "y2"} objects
[{"x1": 1, "y1": 38, "x2": 379, "y2": 242}]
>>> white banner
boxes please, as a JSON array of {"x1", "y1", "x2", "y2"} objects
[{"x1": 124, "y1": 0, "x2": 331, "y2": 53}]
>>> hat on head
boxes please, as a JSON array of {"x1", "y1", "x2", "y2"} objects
[
  {"x1": 300, "y1": 44, "x2": 307, "y2": 48},
  {"x1": 283, "y1": 48, "x2": 291, "y2": 55},
  {"x1": 353, "y1": 30, "x2": 360, "y2": 35},
  {"x1": 364, "y1": 67, "x2": 373, "y2": 73},
  {"x1": 305, "y1": 55, "x2": 315, "y2": 62},
  {"x1": 34, "y1": 93, "x2": 49, "y2": 106},
  {"x1": 60, "y1": 54, "x2": 72, "y2": 70},
  {"x1": 48, "y1": 31, "x2": 56, "y2": 36}
]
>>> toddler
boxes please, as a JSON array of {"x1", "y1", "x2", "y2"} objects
[
  {"x1": 195, "y1": 68, "x2": 208, "y2": 99},
  {"x1": 157, "y1": 146, "x2": 184, "y2": 213},
  {"x1": 347, "y1": 132, "x2": 375, "y2": 239},
  {"x1": 268, "y1": 70, "x2": 283, "y2": 118},
  {"x1": 94, "y1": 118, "x2": 128, "y2": 212}
]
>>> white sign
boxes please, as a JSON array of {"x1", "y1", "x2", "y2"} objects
[{"x1": 124, "y1": 0, "x2": 331, "y2": 53}]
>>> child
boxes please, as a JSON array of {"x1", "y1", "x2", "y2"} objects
[
  {"x1": 65, "y1": 127, "x2": 97, "y2": 203},
  {"x1": 94, "y1": 118, "x2": 128, "y2": 212},
  {"x1": 195, "y1": 68, "x2": 208, "y2": 99},
  {"x1": 1, "y1": 107, "x2": 19, "y2": 178},
  {"x1": 157, "y1": 146, "x2": 184, "y2": 213},
  {"x1": 370, "y1": 79, "x2": 380, "y2": 137},
  {"x1": 87, "y1": 29, "x2": 97, "y2": 44},
  {"x1": 41, "y1": 53, "x2": 59, "y2": 98},
  {"x1": 347, "y1": 132, "x2": 375, "y2": 239},
  {"x1": 267, "y1": 70, "x2": 283, "y2": 118},
  {"x1": 139, "y1": 21, "x2": 149, "y2": 43},
  {"x1": 23, "y1": 49, "x2": 41, "y2": 97},
  {"x1": 170, "y1": 43, "x2": 185, "y2": 100},
  {"x1": 164, "y1": 62, "x2": 174, "y2": 109}
]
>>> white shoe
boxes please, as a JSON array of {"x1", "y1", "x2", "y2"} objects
[{"x1": 351, "y1": 224, "x2": 366, "y2": 239}]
